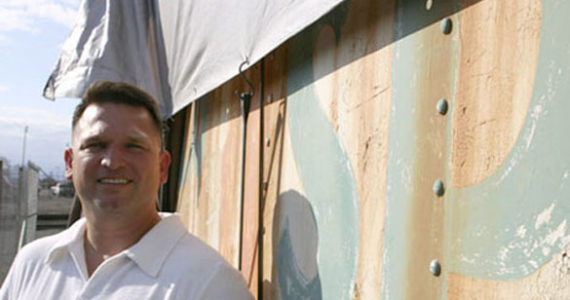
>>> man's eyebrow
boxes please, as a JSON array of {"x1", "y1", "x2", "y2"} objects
[
  {"x1": 82, "y1": 135, "x2": 104, "y2": 144},
  {"x1": 125, "y1": 135, "x2": 156, "y2": 148},
  {"x1": 78, "y1": 135, "x2": 105, "y2": 147},
  {"x1": 126, "y1": 134, "x2": 150, "y2": 143}
]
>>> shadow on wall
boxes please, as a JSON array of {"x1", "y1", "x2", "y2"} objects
[
  {"x1": 268, "y1": 190, "x2": 321, "y2": 300},
  {"x1": 186, "y1": 0, "x2": 487, "y2": 133}
]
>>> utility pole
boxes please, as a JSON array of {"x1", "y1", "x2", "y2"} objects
[
  {"x1": 18, "y1": 126, "x2": 28, "y2": 248},
  {"x1": 0, "y1": 160, "x2": 3, "y2": 206},
  {"x1": 21, "y1": 126, "x2": 28, "y2": 167}
]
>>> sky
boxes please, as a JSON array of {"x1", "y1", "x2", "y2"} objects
[{"x1": 0, "y1": 0, "x2": 81, "y2": 179}]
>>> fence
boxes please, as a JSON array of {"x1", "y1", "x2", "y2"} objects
[{"x1": 0, "y1": 161, "x2": 39, "y2": 285}]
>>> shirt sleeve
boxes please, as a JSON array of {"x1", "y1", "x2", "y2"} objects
[
  {"x1": 195, "y1": 262, "x2": 255, "y2": 300},
  {"x1": 0, "y1": 257, "x2": 19, "y2": 300}
]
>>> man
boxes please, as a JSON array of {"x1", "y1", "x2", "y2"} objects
[{"x1": 0, "y1": 81, "x2": 254, "y2": 299}]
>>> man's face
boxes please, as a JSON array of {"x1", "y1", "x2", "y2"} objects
[{"x1": 64, "y1": 102, "x2": 170, "y2": 217}]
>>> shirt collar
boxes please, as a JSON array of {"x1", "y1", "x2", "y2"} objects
[
  {"x1": 44, "y1": 213, "x2": 187, "y2": 279},
  {"x1": 45, "y1": 217, "x2": 87, "y2": 265},
  {"x1": 123, "y1": 213, "x2": 187, "y2": 278}
]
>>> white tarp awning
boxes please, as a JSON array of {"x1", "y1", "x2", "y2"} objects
[{"x1": 43, "y1": 0, "x2": 344, "y2": 118}]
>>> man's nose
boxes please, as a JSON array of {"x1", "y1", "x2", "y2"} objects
[{"x1": 100, "y1": 146, "x2": 125, "y2": 169}]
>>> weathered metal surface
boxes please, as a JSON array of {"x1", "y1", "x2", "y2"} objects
[
  {"x1": 172, "y1": 0, "x2": 570, "y2": 299},
  {"x1": 446, "y1": 0, "x2": 570, "y2": 290},
  {"x1": 382, "y1": 0, "x2": 460, "y2": 298}
]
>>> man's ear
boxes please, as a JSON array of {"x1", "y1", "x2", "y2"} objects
[
  {"x1": 64, "y1": 148, "x2": 73, "y2": 180},
  {"x1": 159, "y1": 150, "x2": 171, "y2": 184}
]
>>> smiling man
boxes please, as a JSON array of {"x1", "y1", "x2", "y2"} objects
[{"x1": 0, "y1": 81, "x2": 254, "y2": 300}]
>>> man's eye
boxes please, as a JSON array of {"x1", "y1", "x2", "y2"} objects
[{"x1": 127, "y1": 144, "x2": 144, "y2": 150}]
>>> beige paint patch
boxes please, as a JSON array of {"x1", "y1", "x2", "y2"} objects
[
  {"x1": 451, "y1": 0, "x2": 542, "y2": 187},
  {"x1": 333, "y1": 0, "x2": 394, "y2": 298}
]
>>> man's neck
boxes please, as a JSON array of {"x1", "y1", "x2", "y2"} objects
[{"x1": 83, "y1": 210, "x2": 161, "y2": 277}]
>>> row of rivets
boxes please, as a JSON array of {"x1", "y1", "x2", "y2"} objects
[{"x1": 429, "y1": 11, "x2": 453, "y2": 278}]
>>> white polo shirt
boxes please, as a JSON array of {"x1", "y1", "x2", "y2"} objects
[{"x1": 0, "y1": 213, "x2": 254, "y2": 300}]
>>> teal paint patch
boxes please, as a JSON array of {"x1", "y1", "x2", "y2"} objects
[
  {"x1": 448, "y1": 0, "x2": 570, "y2": 280},
  {"x1": 382, "y1": 0, "x2": 459, "y2": 298},
  {"x1": 179, "y1": 99, "x2": 202, "y2": 186},
  {"x1": 381, "y1": 22, "x2": 423, "y2": 300},
  {"x1": 282, "y1": 12, "x2": 360, "y2": 300},
  {"x1": 177, "y1": 98, "x2": 204, "y2": 205}
]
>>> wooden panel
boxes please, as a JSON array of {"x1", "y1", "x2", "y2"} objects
[
  {"x1": 176, "y1": 75, "x2": 247, "y2": 267},
  {"x1": 176, "y1": 65, "x2": 261, "y2": 296}
]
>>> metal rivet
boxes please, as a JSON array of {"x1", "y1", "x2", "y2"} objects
[
  {"x1": 265, "y1": 138, "x2": 271, "y2": 147},
  {"x1": 436, "y1": 99, "x2": 449, "y2": 115},
  {"x1": 266, "y1": 94, "x2": 273, "y2": 103},
  {"x1": 441, "y1": 18, "x2": 452, "y2": 35},
  {"x1": 433, "y1": 179, "x2": 445, "y2": 197},
  {"x1": 430, "y1": 260, "x2": 442, "y2": 276}
]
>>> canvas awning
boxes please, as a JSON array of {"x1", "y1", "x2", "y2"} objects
[{"x1": 43, "y1": 0, "x2": 345, "y2": 118}]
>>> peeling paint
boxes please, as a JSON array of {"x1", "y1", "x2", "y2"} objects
[
  {"x1": 535, "y1": 204, "x2": 555, "y2": 229},
  {"x1": 516, "y1": 225, "x2": 527, "y2": 238}
]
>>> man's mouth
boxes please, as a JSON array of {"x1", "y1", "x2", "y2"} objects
[{"x1": 98, "y1": 178, "x2": 131, "y2": 184}]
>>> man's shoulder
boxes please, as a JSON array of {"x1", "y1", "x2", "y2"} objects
[
  {"x1": 159, "y1": 228, "x2": 241, "y2": 280},
  {"x1": 163, "y1": 232, "x2": 254, "y2": 299},
  {"x1": 15, "y1": 229, "x2": 70, "y2": 264},
  {"x1": 169, "y1": 232, "x2": 233, "y2": 270},
  {"x1": 147, "y1": 214, "x2": 253, "y2": 299},
  {"x1": 154, "y1": 214, "x2": 232, "y2": 270}
]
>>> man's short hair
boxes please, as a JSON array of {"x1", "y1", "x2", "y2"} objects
[{"x1": 72, "y1": 81, "x2": 163, "y2": 138}]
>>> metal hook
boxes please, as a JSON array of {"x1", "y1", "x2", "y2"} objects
[
  {"x1": 236, "y1": 58, "x2": 254, "y2": 272},
  {"x1": 239, "y1": 60, "x2": 255, "y2": 96}
]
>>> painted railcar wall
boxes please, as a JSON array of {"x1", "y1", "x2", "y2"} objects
[{"x1": 176, "y1": 0, "x2": 570, "y2": 298}]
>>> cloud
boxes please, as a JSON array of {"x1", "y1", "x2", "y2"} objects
[
  {"x1": 0, "y1": 106, "x2": 70, "y2": 138},
  {"x1": 0, "y1": 105, "x2": 72, "y2": 176},
  {"x1": 0, "y1": 0, "x2": 80, "y2": 33},
  {"x1": 0, "y1": 84, "x2": 8, "y2": 92}
]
